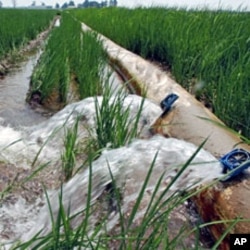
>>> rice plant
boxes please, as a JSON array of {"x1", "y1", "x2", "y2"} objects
[
  {"x1": 74, "y1": 30, "x2": 107, "y2": 99},
  {"x1": 93, "y1": 85, "x2": 144, "y2": 151},
  {"x1": 71, "y1": 7, "x2": 250, "y2": 137},
  {"x1": 61, "y1": 117, "x2": 79, "y2": 181},
  {"x1": 28, "y1": 13, "x2": 75, "y2": 105},
  {"x1": 28, "y1": 12, "x2": 108, "y2": 107},
  {"x1": 0, "y1": 9, "x2": 56, "y2": 60}
]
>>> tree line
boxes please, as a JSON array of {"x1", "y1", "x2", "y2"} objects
[{"x1": 60, "y1": 0, "x2": 118, "y2": 9}]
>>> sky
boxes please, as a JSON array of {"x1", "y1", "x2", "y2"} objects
[{"x1": 0, "y1": 0, "x2": 250, "y2": 11}]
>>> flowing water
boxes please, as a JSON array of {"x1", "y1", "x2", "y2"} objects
[
  {"x1": 0, "y1": 94, "x2": 223, "y2": 249},
  {"x1": 0, "y1": 49, "x2": 224, "y2": 249},
  {"x1": 0, "y1": 51, "x2": 48, "y2": 127}
]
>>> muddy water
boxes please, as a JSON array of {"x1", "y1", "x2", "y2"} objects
[{"x1": 0, "y1": 51, "x2": 48, "y2": 127}]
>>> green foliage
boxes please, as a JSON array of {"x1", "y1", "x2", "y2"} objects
[
  {"x1": 30, "y1": 12, "x2": 108, "y2": 105},
  {"x1": 29, "y1": 13, "x2": 77, "y2": 104},
  {"x1": 94, "y1": 86, "x2": 144, "y2": 151},
  {"x1": 78, "y1": 31, "x2": 107, "y2": 99},
  {"x1": 71, "y1": 7, "x2": 250, "y2": 137},
  {"x1": 0, "y1": 9, "x2": 56, "y2": 60},
  {"x1": 61, "y1": 117, "x2": 79, "y2": 181}
]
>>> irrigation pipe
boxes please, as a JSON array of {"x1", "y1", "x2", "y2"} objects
[{"x1": 81, "y1": 23, "x2": 250, "y2": 249}]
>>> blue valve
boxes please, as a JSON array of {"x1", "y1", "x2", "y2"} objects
[
  {"x1": 220, "y1": 148, "x2": 250, "y2": 181},
  {"x1": 160, "y1": 93, "x2": 179, "y2": 117}
]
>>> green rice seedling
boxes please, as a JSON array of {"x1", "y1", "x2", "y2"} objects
[
  {"x1": 120, "y1": 141, "x2": 208, "y2": 249},
  {"x1": 93, "y1": 85, "x2": 144, "y2": 151},
  {"x1": 61, "y1": 117, "x2": 79, "y2": 181},
  {"x1": 73, "y1": 30, "x2": 108, "y2": 99},
  {"x1": 12, "y1": 157, "x2": 106, "y2": 250},
  {"x1": 29, "y1": 12, "x2": 108, "y2": 106},
  {"x1": 0, "y1": 162, "x2": 50, "y2": 202},
  {"x1": 29, "y1": 23, "x2": 69, "y2": 104},
  {"x1": 4, "y1": 126, "x2": 68, "y2": 209},
  {"x1": 0, "y1": 127, "x2": 62, "y2": 201},
  {"x1": 0, "y1": 172, "x2": 19, "y2": 201},
  {"x1": 0, "y1": 137, "x2": 48, "y2": 200}
]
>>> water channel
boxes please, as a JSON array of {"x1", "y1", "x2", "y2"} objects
[
  {"x1": 0, "y1": 51, "x2": 48, "y2": 127},
  {"x1": 0, "y1": 44, "x2": 223, "y2": 249}
]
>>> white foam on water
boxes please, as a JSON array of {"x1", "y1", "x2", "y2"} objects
[
  {"x1": 0, "y1": 94, "x2": 161, "y2": 167},
  {"x1": 19, "y1": 135, "x2": 223, "y2": 246},
  {"x1": 0, "y1": 94, "x2": 163, "y2": 246},
  {"x1": 0, "y1": 197, "x2": 43, "y2": 248},
  {"x1": 0, "y1": 94, "x2": 224, "y2": 248},
  {"x1": 0, "y1": 125, "x2": 28, "y2": 168}
]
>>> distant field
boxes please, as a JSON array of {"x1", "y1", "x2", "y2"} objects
[
  {"x1": 71, "y1": 7, "x2": 250, "y2": 138},
  {"x1": 0, "y1": 9, "x2": 56, "y2": 59}
]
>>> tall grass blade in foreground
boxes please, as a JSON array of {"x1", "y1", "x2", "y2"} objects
[{"x1": 10, "y1": 139, "x2": 245, "y2": 249}]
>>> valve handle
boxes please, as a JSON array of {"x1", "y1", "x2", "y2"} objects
[
  {"x1": 220, "y1": 148, "x2": 250, "y2": 181},
  {"x1": 160, "y1": 93, "x2": 179, "y2": 117}
]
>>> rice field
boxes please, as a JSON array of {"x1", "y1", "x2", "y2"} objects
[
  {"x1": 0, "y1": 7, "x2": 249, "y2": 250},
  {"x1": 71, "y1": 7, "x2": 250, "y2": 138},
  {"x1": 0, "y1": 9, "x2": 56, "y2": 60}
]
